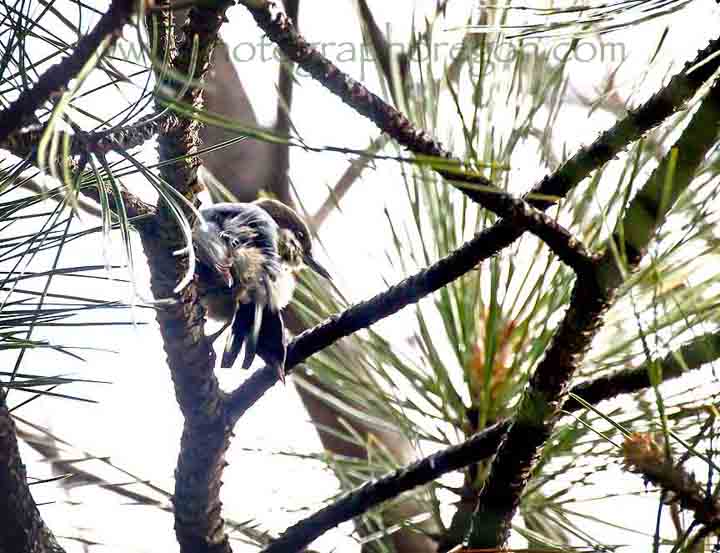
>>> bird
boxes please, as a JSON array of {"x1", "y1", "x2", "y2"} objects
[{"x1": 192, "y1": 199, "x2": 331, "y2": 383}]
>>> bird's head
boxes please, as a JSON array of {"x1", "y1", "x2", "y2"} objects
[{"x1": 254, "y1": 199, "x2": 331, "y2": 280}]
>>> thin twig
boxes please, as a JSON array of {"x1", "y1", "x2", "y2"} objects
[
  {"x1": 310, "y1": 135, "x2": 387, "y2": 230},
  {"x1": 237, "y1": 0, "x2": 595, "y2": 270},
  {"x1": 1, "y1": 111, "x2": 183, "y2": 161},
  {"x1": 0, "y1": 0, "x2": 137, "y2": 140}
]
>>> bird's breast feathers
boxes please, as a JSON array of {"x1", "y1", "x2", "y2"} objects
[{"x1": 267, "y1": 267, "x2": 297, "y2": 312}]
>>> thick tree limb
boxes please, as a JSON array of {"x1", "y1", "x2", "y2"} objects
[
  {"x1": 255, "y1": 330, "x2": 720, "y2": 553},
  {"x1": 0, "y1": 0, "x2": 137, "y2": 141},
  {"x1": 466, "y1": 76, "x2": 720, "y2": 549},
  {"x1": 0, "y1": 393, "x2": 64, "y2": 553},
  {"x1": 143, "y1": 3, "x2": 234, "y2": 553}
]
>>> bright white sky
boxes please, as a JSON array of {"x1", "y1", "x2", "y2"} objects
[{"x1": 5, "y1": 1, "x2": 720, "y2": 551}]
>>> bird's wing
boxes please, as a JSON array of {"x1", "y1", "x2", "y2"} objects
[
  {"x1": 223, "y1": 204, "x2": 277, "y2": 244},
  {"x1": 219, "y1": 205, "x2": 282, "y2": 283}
]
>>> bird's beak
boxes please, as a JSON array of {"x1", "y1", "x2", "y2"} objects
[
  {"x1": 215, "y1": 264, "x2": 234, "y2": 288},
  {"x1": 303, "y1": 253, "x2": 332, "y2": 281}
]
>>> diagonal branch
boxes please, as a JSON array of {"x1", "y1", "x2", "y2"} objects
[
  {"x1": 0, "y1": 0, "x2": 137, "y2": 141},
  {"x1": 564, "y1": 332, "x2": 720, "y2": 410},
  {"x1": 237, "y1": 0, "x2": 594, "y2": 270},
  {"x1": 224, "y1": 31, "x2": 720, "y2": 422},
  {"x1": 225, "y1": 217, "x2": 531, "y2": 422},
  {"x1": 236, "y1": 1, "x2": 720, "y2": 268},
  {"x1": 1, "y1": 111, "x2": 184, "y2": 163},
  {"x1": 466, "y1": 75, "x2": 720, "y2": 549},
  {"x1": 256, "y1": 330, "x2": 720, "y2": 553}
]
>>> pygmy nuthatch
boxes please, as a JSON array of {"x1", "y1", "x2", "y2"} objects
[{"x1": 193, "y1": 199, "x2": 331, "y2": 382}]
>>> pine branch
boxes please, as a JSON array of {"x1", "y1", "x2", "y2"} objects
[
  {"x1": 565, "y1": 332, "x2": 720, "y2": 410},
  {"x1": 0, "y1": 0, "x2": 137, "y2": 141},
  {"x1": 140, "y1": 3, "x2": 235, "y2": 553},
  {"x1": 1, "y1": 111, "x2": 184, "y2": 163},
  {"x1": 217, "y1": 16, "x2": 720, "y2": 546},
  {"x1": 236, "y1": 0, "x2": 596, "y2": 271},
  {"x1": 466, "y1": 77, "x2": 720, "y2": 549},
  {"x1": 254, "y1": 330, "x2": 720, "y2": 553},
  {"x1": 623, "y1": 433, "x2": 720, "y2": 531},
  {"x1": 225, "y1": 217, "x2": 532, "y2": 422},
  {"x1": 223, "y1": 28, "x2": 720, "y2": 422}
]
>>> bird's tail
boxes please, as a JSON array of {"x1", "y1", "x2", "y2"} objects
[
  {"x1": 241, "y1": 300, "x2": 264, "y2": 369},
  {"x1": 220, "y1": 303, "x2": 287, "y2": 383},
  {"x1": 257, "y1": 309, "x2": 287, "y2": 383},
  {"x1": 221, "y1": 302, "x2": 256, "y2": 369}
]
